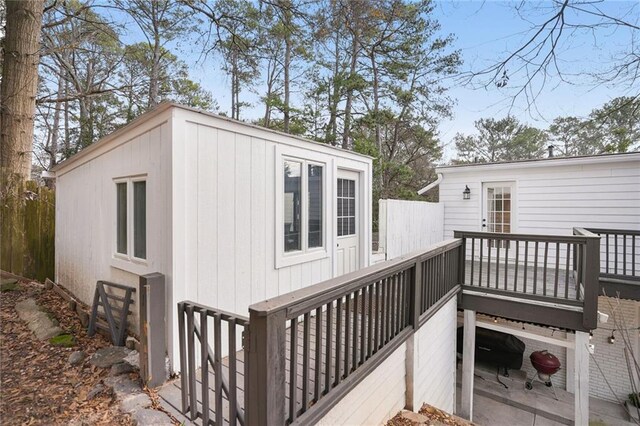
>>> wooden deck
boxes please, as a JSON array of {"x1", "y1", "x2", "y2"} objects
[
  {"x1": 159, "y1": 308, "x2": 377, "y2": 425},
  {"x1": 464, "y1": 259, "x2": 579, "y2": 301}
]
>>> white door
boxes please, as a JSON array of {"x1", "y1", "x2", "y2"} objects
[
  {"x1": 482, "y1": 182, "x2": 515, "y2": 250},
  {"x1": 336, "y1": 170, "x2": 359, "y2": 275}
]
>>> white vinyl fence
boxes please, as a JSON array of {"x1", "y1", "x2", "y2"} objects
[{"x1": 379, "y1": 199, "x2": 445, "y2": 260}]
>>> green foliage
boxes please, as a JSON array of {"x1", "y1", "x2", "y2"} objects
[
  {"x1": 590, "y1": 97, "x2": 640, "y2": 153},
  {"x1": 458, "y1": 97, "x2": 639, "y2": 163},
  {"x1": 629, "y1": 392, "x2": 640, "y2": 407},
  {"x1": 454, "y1": 116, "x2": 547, "y2": 163},
  {"x1": 49, "y1": 333, "x2": 76, "y2": 347}
]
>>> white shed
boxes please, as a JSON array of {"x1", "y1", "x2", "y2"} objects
[
  {"x1": 52, "y1": 102, "x2": 373, "y2": 370},
  {"x1": 425, "y1": 152, "x2": 640, "y2": 403}
]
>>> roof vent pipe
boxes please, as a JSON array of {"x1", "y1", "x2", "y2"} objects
[{"x1": 548, "y1": 145, "x2": 554, "y2": 158}]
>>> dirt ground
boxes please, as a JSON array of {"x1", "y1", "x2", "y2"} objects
[{"x1": 0, "y1": 278, "x2": 134, "y2": 425}]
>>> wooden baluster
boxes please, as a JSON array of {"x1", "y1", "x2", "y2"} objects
[
  {"x1": 514, "y1": 241, "x2": 519, "y2": 292},
  {"x1": 554, "y1": 242, "x2": 560, "y2": 298},
  {"x1": 334, "y1": 299, "x2": 342, "y2": 386},
  {"x1": 325, "y1": 303, "x2": 333, "y2": 392},
  {"x1": 352, "y1": 289, "x2": 359, "y2": 371},
  {"x1": 289, "y1": 318, "x2": 298, "y2": 421},
  {"x1": 314, "y1": 308, "x2": 322, "y2": 402},
  {"x1": 533, "y1": 241, "x2": 539, "y2": 295},
  {"x1": 479, "y1": 238, "x2": 484, "y2": 287},
  {"x1": 367, "y1": 284, "x2": 374, "y2": 359},
  {"x1": 302, "y1": 313, "x2": 310, "y2": 411},
  {"x1": 344, "y1": 295, "x2": 351, "y2": 378},
  {"x1": 186, "y1": 305, "x2": 197, "y2": 420},
  {"x1": 200, "y1": 310, "x2": 210, "y2": 425},
  {"x1": 214, "y1": 313, "x2": 223, "y2": 426},
  {"x1": 523, "y1": 242, "x2": 529, "y2": 293},
  {"x1": 229, "y1": 318, "x2": 238, "y2": 426},
  {"x1": 606, "y1": 234, "x2": 610, "y2": 274},
  {"x1": 496, "y1": 239, "x2": 501, "y2": 289},
  {"x1": 565, "y1": 243, "x2": 570, "y2": 299},
  {"x1": 615, "y1": 234, "x2": 618, "y2": 275},
  {"x1": 471, "y1": 238, "x2": 475, "y2": 286},
  {"x1": 543, "y1": 242, "x2": 548, "y2": 296}
]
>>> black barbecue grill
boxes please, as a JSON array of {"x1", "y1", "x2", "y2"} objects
[{"x1": 456, "y1": 326, "x2": 526, "y2": 376}]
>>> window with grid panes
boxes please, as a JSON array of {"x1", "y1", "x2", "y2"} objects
[{"x1": 337, "y1": 178, "x2": 356, "y2": 237}]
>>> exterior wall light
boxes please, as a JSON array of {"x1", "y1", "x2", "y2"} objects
[{"x1": 463, "y1": 185, "x2": 471, "y2": 200}]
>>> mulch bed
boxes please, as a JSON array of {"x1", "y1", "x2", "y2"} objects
[{"x1": 0, "y1": 278, "x2": 134, "y2": 425}]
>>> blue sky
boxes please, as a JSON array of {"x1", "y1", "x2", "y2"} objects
[
  {"x1": 433, "y1": 1, "x2": 638, "y2": 159},
  {"x1": 111, "y1": 1, "x2": 638, "y2": 160}
]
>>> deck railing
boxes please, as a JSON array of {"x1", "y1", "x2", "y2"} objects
[
  {"x1": 177, "y1": 230, "x2": 603, "y2": 425},
  {"x1": 246, "y1": 239, "x2": 462, "y2": 426},
  {"x1": 584, "y1": 228, "x2": 639, "y2": 279},
  {"x1": 178, "y1": 301, "x2": 248, "y2": 426},
  {"x1": 455, "y1": 229, "x2": 600, "y2": 330}
]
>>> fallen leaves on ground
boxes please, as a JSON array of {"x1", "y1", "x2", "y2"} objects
[
  {"x1": 387, "y1": 404, "x2": 474, "y2": 426},
  {"x1": 0, "y1": 279, "x2": 133, "y2": 425}
]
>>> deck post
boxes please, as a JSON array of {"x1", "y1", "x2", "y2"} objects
[
  {"x1": 460, "y1": 309, "x2": 476, "y2": 421},
  {"x1": 574, "y1": 330, "x2": 590, "y2": 426},
  {"x1": 582, "y1": 235, "x2": 600, "y2": 329},
  {"x1": 406, "y1": 260, "x2": 422, "y2": 411},
  {"x1": 246, "y1": 307, "x2": 287, "y2": 426},
  {"x1": 138, "y1": 273, "x2": 167, "y2": 388}
]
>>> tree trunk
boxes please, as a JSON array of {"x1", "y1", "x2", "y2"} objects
[
  {"x1": 326, "y1": 29, "x2": 341, "y2": 146},
  {"x1": 342, "y1": 28, "x2": 359, "y2": 149},
  {"x1": 149, "y1": 35, "x2": 161, "y2": 108},
  {"x1": 148, "y1": 2, "x2": 161, "y2": 108},
  {"x1": 48, "y1": 69, "x2": 65, "y2": 170},
  {"x1": 1, "y1": 0, "x2": 45, "y2": 186}
]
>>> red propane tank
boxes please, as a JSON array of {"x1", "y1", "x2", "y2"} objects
[{"x1": 530, "y1": 350, "x2": 561, "y2": 376}]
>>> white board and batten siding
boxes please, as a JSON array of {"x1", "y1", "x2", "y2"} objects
[
  {"x1": 411, "y1": 297, "x2": 458, "y2": 414},
  {"x1": 169, "y1": 107, "x2": 373, "y2": 366},
  {"x1": 54, "y1": 108, "x2": 175, "y2": 333},
  {"x1": 379, "y1": 199, "x2": 444, "y2": 260},
  {"x1": 319, "y1": 296, "x2": 458, "y2": 425},
  {"x1": 437, "y1": 153, "x2": 640, "y2": 239},
  {"x1": 53, "y1": 103, "x2": 373, "y2": 371}
]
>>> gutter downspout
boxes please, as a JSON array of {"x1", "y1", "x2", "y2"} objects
[{"x1": 417, "y1": 173, "x2": 443, "y2": 195}]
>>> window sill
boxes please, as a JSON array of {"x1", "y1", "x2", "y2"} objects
[
  {"x1": 111, "y1": 256, "x2": 149, "y2": 276},
  {"x1": 275, "y1": 248, "x2": 328, "y2": 269}
]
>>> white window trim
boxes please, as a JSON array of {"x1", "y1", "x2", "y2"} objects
[
  {"x1": 275, "y1": 147, "x2": 329, "y2": 269},
  {"x1": 111, "y1": 175, "x2": 148, "y2": 274}
]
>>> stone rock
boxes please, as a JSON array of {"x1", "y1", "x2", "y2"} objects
[
  {"x1": 110, "y1": 362, "x2": 135, "y2": 376},
  {"x1": 123, "y1": 350, "x2": 140, "y2": 369},
  {"x1": 132, "y1": 408, "x2": 174, "y2": 426},
  {"x1": 104, "y1": 375, "x2": 141, "y2": 396},
  {"x1": 15, "y1": 298, "x2": 63, "y2": 340},
  {"x1": 77, "y1": 310, "x2": 89, "y2": 327},
  {"x1": 120, "y1": 393, "x2": 152, "y2": 413},
  {"x1": 87, "y1": 384, "x2": 106, "y2": 400},
  {"x1": 125, "y1": 336, "x2": 139, "y2": 351},
  {"x1": 1, "y1": 279, "x2": 18, "y2": 292},
  {"x1": 68, "y1": 351, "x2": 86, "y2": 366},
  {"x1": 90, "y1": 346, "x2": 131, "y2": 368},
  {"x1": 400, "y1": 410, "x2": 430, "y2": 424}
]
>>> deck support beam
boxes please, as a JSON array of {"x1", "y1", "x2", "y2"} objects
[
  {"x1": 460, "y1": 309, "x2": 476, "y2": 421},
  {"x1": 574, "y1": 330, "x2": 590, "y2": 426}
]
